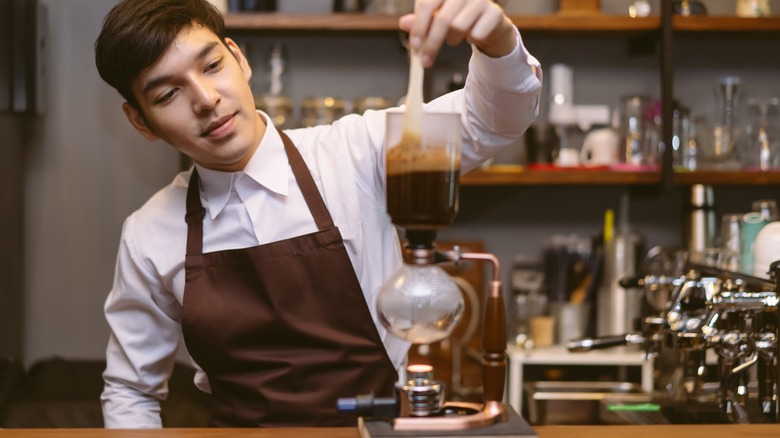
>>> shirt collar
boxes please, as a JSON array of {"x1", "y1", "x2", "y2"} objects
[{"x1": 194, "y1": 111, "x2": 290, "y2": 220}]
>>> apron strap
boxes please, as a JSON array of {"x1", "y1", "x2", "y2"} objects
[
  {"x1": 185, "y1": 169, "x2": 206, "y2": 255},
  {"x1": 278, "y1": 130, "x2": 336, "y2": 231}
]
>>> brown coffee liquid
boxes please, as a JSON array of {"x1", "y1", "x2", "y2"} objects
[{"x1": 386, "y1": 133, "x2": 460, "y2": 230}]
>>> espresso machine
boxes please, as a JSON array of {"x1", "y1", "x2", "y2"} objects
[
  {"x1": 337, "y1": 111, "x2": 534, "y2": 436},
  {"x1": 567, "y1": 258, "x2": 780, "y2": 424}
]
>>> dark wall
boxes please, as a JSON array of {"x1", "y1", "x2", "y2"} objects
[{"x1": 0, "y1": 114, "x2": 34, "y2": 359}]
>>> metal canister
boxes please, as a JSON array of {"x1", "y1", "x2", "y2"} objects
[
  {"x1": 596, "y1": 230, "x2": 644, "y2": 337},
  {"x1": 684, "y1": 184, "x2": 716, "y2": 253}
]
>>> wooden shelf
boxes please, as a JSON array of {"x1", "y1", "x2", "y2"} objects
[
  {"x1": 673, "y1": 16, "x2": 780, "y2": 33},
  {"x1": 461, "y1": 167, "x2": 661, "y2": 186},
  {"x1": 223, "y1": 12, "x2": 780, "y2": 34},
  {"x1": 224, "y1": 13, "x2": 659, "y2": 34},
  {"x1": 674, "y1": 170, "x2": 780, "y2": 185},
  {"x1": 462, "y1": 168, "x2": 780, "y2": 186},
  {"x1": 225, "y1": 12, "x2": 780, "y2": 34},
  {"x1": 510, "y1": 14, "x2": 659, "y2": 34},
  {"x1": 224, "y1": 13, "x2": 400, "y2": 31}
]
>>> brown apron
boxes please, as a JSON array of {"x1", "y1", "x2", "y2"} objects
[{"x1": 180, "y1": 131, "x2": 398, "y2": 427}]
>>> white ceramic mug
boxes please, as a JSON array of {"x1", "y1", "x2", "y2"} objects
[
  {"x1": 580, "y1": 127, "x2": 619, "y2": 166},
  {"x1": 753, "y1": 221, "x2": 780, "y2": 278}
]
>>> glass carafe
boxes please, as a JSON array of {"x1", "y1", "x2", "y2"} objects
[
  {"x1": 701, "y1": 76, "x2": 742, "y2": 167},
  {"x1": 740, "y1": 97, "x2": 780, "y2": 171},
  {"x1": 376, "y1": 263, "x2": 464, "y2": 344},
  {"x1": 385, "y1": 111, "x2": 461, "y2": 231}
]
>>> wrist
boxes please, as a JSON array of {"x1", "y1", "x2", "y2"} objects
[{"x1": 474, "y1": 17, "x2": 517, "y2": 59}]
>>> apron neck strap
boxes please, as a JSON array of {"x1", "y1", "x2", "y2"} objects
[
  {"x1": 185, "y1": 169, "x2": 206, "y2": 256},
  {"x1": 278, "y1": 130, "x2": 335, "y2": 231}
]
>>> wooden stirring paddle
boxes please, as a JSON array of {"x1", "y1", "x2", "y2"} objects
[{"x1": 402, "y1": 48, "x2": 424, "y2": 142}]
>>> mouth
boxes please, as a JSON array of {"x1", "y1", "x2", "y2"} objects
[{"x1": 201, "y1": 112, "x2": 237, "y2": 138}]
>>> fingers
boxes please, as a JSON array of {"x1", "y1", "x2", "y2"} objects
[
  {"x1": 445, "y1": 0, "x2": 482, "y2": 46},
  {"x1": 419, "y1": 0, "x2": 467, "y2": 66},
  {"x1": 398, "y1": 13, "x2": 415, "y2": 33},
  {"x1": 404, "y1": 0, "x2": 511, "y2": 68},
  {"x1": 466, "y1": 2, "x2": 504, "y2": 46},
  {"x1": 408, "y1": 0, "x2": 444, "y2": 55}
]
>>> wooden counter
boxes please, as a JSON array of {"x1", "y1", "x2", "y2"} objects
[{"x1": 1, "y1": 425, "x2": 779, "y2": 438}]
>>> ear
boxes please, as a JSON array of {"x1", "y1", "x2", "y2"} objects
[
  {"x1": 225, "y1": 37, "x2": 252, "y2": 82},
  {"x1": 122, "y1": 102, "x2": 160, "y2": 141}
]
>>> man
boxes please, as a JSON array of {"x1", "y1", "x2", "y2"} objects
[{"x1": 95, "y1": 0, "x2": 542, "y2": 428}]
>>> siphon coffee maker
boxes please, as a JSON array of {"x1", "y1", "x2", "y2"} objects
[{"x1": 337, "y1": 110, "x2": 532, "y2": 435}]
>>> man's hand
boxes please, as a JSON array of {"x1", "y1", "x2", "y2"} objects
[{"x1": 398, "y1": 0, "x2": 516, "y2": 68}]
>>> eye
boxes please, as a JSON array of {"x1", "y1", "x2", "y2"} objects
[
  {"x1": 155, "y1": 88, "x2": 178, "y2": 105},
  {"x1": 205, "y1": 58, "x2": 223, "y2": 73}
]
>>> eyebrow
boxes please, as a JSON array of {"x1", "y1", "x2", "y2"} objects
[{"x1": 142, "y1": 41, "x2": 221, "y2": 96}]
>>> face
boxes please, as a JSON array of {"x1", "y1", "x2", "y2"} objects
[{"x1": 123, "y1": 24, "x2": 264, "y2": 172}]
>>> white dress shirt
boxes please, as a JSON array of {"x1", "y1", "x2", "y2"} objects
[{"x1": 102, "y1": 30, "x2": 542, "y2": 428}]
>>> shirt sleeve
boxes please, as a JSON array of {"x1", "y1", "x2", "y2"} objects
[
  {"x1": 425, "y1": 27, "x2": 543, "y2": 172},
  {"x1": 101, "y1": 214, "x2": 182, "y2": 428}
]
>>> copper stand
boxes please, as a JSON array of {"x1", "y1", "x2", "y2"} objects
[{"x1": 392, "y1": 248, "x2": 508, "y2": 431}]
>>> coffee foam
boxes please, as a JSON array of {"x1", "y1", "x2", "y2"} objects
[{"x1": 386, "y1": 133, "x2": 460, "y2": 175}]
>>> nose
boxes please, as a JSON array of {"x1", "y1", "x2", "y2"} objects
[{"x1": 192, "y1": 78, "x2": 219, "y2": 114}]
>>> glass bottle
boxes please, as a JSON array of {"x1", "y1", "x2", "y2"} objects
[
  {"x1": 616, "y1": 95, "x2": 652, "y2": 166},
  {"x1": 672, "y1": 104, "x2": 691, "y2": 169}
]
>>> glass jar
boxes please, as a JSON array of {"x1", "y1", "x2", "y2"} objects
[
  {"x1": 300, "y1": 97, "x2": 345, "y2": 128},
  {"x1": 255, "y1": 95, "x2": 294, "y2": 130},
  {"x1": 352, "y1": 96, "x2": 393, "y2": 115},
  {"x1": 369, "y1": 0, "x2": 413, "y2": 15},
  {"x1": 736, "y1": 0, "x2": 771, "y2": 17}
]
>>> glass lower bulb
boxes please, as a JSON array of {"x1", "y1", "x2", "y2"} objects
[{"x1": 377, "y1": 264, "x2": 464, "y2": 344}]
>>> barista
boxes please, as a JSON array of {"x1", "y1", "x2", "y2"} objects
[{"x1": 95, "y1": 0, "x2": 542, "y2": 428}]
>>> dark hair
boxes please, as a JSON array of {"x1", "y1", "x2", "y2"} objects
[{"x1": 95, "y1": 0, "x2": 226, "y2": 108}]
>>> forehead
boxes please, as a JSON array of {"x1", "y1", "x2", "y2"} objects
[
  {"x1": 133, "y1": 24, "x2": 223, "y2": 89},
  {"x1": 153, "y1": 24, "x2": 220, "y2": 70}
]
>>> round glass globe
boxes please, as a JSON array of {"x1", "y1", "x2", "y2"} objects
[{"x1": 377, "y1": 264, "x2": 464, "y2": 344}]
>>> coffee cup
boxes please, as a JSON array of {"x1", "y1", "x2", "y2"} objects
[{"x1": 580, "y1": 127, "x2": 619, "y2": 166}]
